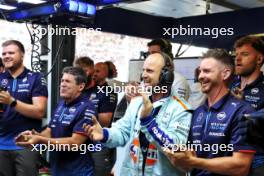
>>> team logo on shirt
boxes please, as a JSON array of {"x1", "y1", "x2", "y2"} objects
[
  {"x1": 130, "y1": 138, "x2": 157, "y2": 166},
  {"x1": 1, "y1": 79, "x2": 8, "y2": 86},
  {"x1": 69, "y1": 107, "x2": 76, "y2": 113},
  {"x1": 89, "y1": 93, "x2": 96, "y2": 100},
  {"x1": 197, "y1": 112, "x2": 203, "y2": 122},
  {"x1": 41, "y1": 77, "x2": 47, "y2": 86},
  {"x1": 22, "y1": 77, "x2": 27, "y2": 83},
  {"x1": 217, "y1": 112, "x2": 226, "y2": 120},
  {"x1": 251, "y1": 88, "x2": 259, "y2": 94}
]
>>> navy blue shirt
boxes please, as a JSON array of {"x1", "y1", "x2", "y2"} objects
[
  {"x1": 231, "y1": 73, "x2": 264, "y2": 169},
  {"x1": 231, "y1": 73, "x2": 264, "y2": 111},
  {"x1": 189, "y1": 93, "x2": 255, "y2": 176},
  {"x1": 0, "y1": 68, "x2": 48, "y2": 150},
  {"x1": 85, "y1": 82, "x2": 117, "y2": 127},
  {"x1": 48, "y1": 94, "x2": 96, "y2": 176}
]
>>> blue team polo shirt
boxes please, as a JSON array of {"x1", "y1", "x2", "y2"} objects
[
  {"x1": 0, "y1": 68, "x2": 48, "y2": 150},
  {"x1": 231, "y1": 73, "x2": 264, "y2": 111},
  {"x1": 189, "y1": 93, "x2": 255, "y2": 176},
  {"x1": 84, "y1": 82, "x2": 117, "y2": 127},
  {"x1": 231, "y1": 73, "x2": 264, "y2": 168},
  {"x1": 48, "y1": 94, "x2": 96, "y2": 176}
]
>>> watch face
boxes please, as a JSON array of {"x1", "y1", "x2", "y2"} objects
[{"x1": 11, "y1": 99, "x2": 17, "y2": 107}]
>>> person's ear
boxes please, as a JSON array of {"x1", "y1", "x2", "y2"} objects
[
  {"x1": 222, "y1": 69, "x2": 231, "y2": 81},
  {"x1": 257, "y1": 54, "x2": 264, "y2": 66},
  {"x1": 79, "y1": 83, "x2": 85, "y2": 91}
]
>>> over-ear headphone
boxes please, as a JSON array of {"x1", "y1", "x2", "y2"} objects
[{"x1": 158, "y1": 52, "x2": 174, "y2": 87}]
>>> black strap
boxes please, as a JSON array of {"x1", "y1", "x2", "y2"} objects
[{"x1": 139, "y1": 106, "x2": 162, "y2": 175}]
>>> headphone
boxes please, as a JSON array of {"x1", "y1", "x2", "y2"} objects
[
  {"x1": 140, "y1": 52, "x2": 174, "y2": 87},
  {"x1": 158, "y1": 52, "x2": 174, "y2": 87}
]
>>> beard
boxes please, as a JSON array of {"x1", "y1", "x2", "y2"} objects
[
  {"x1": 238, "y1": 66, "x2": 256, "y2": 77},
  {"x1": 236, "y1": 61, "x2": 257, "y2": 77},
  {"x1": 7, "y1": 60, "x2": 23, "y2": 72}
]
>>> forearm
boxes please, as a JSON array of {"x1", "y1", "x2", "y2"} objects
[
  {"x1": 191, "y1": 156, "x2": 251, "y2": 176},
  {"x1": 39, "y1": 130, "x2": 51, "y2": 138},
  {"x1": 140, "y1": 111, "x2": 191, "y2": 149},
  {"x1": 37, "y1": 136, "x2": 83, "y2": 146},
  {"x1": 14, "y1": 99, "x2": 46, "y2": 119}
]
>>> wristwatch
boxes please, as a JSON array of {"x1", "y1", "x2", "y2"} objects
[{"x1": 10, "y1": 98, "x2": 17, "y2": 107}]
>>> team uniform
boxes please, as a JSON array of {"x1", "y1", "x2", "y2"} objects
[
  {"x1": 0, "y1": 68, "x2": 48, "y2": 175},
  {"x1": 189, "y1": 93, "x2": 255, "y2": 176},
  {"x1": 101, "y1": 96, "x2": 192, "y2": 176},
  {"x1": 231, "y1": 73, "x2": 264, "y2": 171},
  {"x1": 85, "y1": 82, "x2": 117, "y2": 124},
  {"x1": 85, "y1": 82, "x2": 117, "y2": 176},
  {"x1": 48, "y1": 94, "x2": 96, "y2": 176},
  {"x1": 232, "y1": 73, "x2": 264, "y2": 110}
]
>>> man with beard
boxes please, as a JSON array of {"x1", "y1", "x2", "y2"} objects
[
  {"x1": 232, "y1": 36, "x2": 264, "y2": 110},
  {"x1": 232, "y1": 36, "x2": 264, "y2": 175},
  {"x1": 165, "y1": 49, "x2": 255, "y2": 176},
  {"x1": 0, "y1": 40, "x2": 48, "y2": 176},
  {"x1": 83, "y1": 53, "x2": 192, "y2": 176}
]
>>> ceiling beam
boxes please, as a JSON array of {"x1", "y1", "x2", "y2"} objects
[{"x1": 207, "y1": 0, "x2": 244, "y2": 10}]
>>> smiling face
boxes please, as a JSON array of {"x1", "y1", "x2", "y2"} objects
[
  {"x1": 142, "y1": 53, "x2": 164, "y2": 88},
  {"x1": 198, "y1": 58, "x2": 225, "y2": 95},
  {"x1": 60, "y1": 73, "x2": 85, "y2": 103},
  {"x1": 2, "y1": 44, "x2": 24, "y2": 72},
  {"x1": 235, "y1": 44, "x2": 260, "y2": 77}
]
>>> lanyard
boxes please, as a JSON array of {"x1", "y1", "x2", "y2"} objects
[
  {"x1": 139, "y1": 105, "x2": 162, "y2": 176},
  {"x1": 204, "y1": 111, "x2": 212, "y2": 136}
]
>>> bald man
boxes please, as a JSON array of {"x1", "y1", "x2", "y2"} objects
[
  {"x1": 85, "y1": 62, "x2": 117, "y2": 176},
  {"x1": 83, "y1": 53, "x2": 192, "y2": 176}
]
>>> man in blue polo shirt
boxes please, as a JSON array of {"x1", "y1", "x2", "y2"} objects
[
  {"x1": 165, "y1": 49, "x2": 255, "y2": 176},
  {"x1": 232, "y1": 35, "x2": 264, "y2": 175},
  {"x1": 0, "y1": 40, "x2": 48, "y2": 176},
  {"x1": 16, "y1": 67, "x2": 97, "y2": 176}
]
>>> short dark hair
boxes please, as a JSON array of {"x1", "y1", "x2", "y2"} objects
[
  {"x1": 234, "y1": 36, "x2": 264, "y2": 55},
  {"x1": 104, "y1": 61, "x2": 116, "y2": 79},
  {"x1": 74, "y1": 56, "x2": 94, "y2": 68},
  {"x1": 202, "y1": 48, "x2": 234, "y2": 76},
  {"x1": 62, "y1": 66, "x2": 87, "y2": 85},
  {"x1": 147, "y1": 38, "x2": 174, "y2": 59},
  {"x1": 2, "y1": 40, "x2": 25, "y2": 54}
]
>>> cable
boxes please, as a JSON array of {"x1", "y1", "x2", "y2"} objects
[
  {"x1": 26, "y1": 23, "x2": 51, "y2": 73},
  {"x1": 0, "y1": 9, "x2": 7, "y2": 20},
  {"x1": 26, "y1": 23, "x2": 43, "y2": 72},
  {"x1": 44, "y1": 35, "x2": 65, "y2": 77}
]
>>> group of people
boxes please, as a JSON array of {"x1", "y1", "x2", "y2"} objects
[{"x1": 0, "y1": 35, "x2": 263, "y2": 176}]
